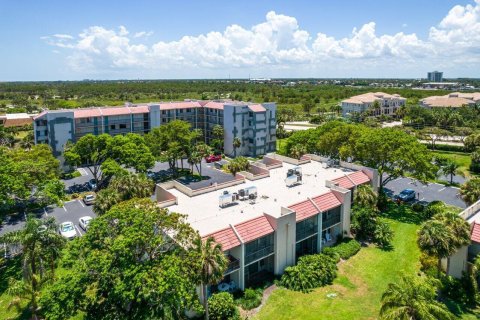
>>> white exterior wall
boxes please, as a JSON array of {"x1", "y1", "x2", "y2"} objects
[
  {"x1": 446, "y1": 245, "x2": 469, "y2": 279},
  {"x1": 265, "y1": 207, "x2": 297, "y2": 275},
  {"x1": 149, "y1": 104, "x2": 161, "y2": 128}
]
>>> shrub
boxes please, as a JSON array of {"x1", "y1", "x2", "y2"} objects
[
  {"x1": 280, "y1": 254, "x2": 337, "y2": 293},
  {"x1": 423, "y1": 201, "x2": 447, "y2": 220},
  {"x1": 373, "y1": 219, "x2": 394, "y2": 248},
  {"x1": 208, "y1": 292, "x2": 240, "y2": 320},
  {"x1": 351, "y1": 206, "x2": 378, "y2": 240},
  {"x1": 237, "y1": 288, "x2": 262, "y2": 310},
  {"x1": 419, "y1": 253, "x2": 437, "y2": 273},
  {"x1": 426, "y1": 143, "x2": 465, "y2": 152},
  {"x1": 411, "y1": 202, "x2": 425, "y2": 213},
  {"x1": 322, "y1": 238, "x2": 361, "y2": 260}
]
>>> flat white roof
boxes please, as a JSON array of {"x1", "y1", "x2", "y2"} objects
[{"x1": 166, "y1": 161, "x2": 354, "y2": 236}]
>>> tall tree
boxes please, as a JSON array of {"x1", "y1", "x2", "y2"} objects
[
  {"x1": 194, "y1": 237, "x2": 228, "y2": 320},
  {"x1": 1, "y1": 216, "x2": 66, "y2": 319},
  {"x1": 354, "y1": 185, "x2": 378, "y2": 209},
  {"x1": 41, "y1": 199, "x2": 200, "y2": 320},
  {"x1": 0, "y1": 145, "x2": 62, "y2": 211},
  {"x1": 346, "y1": 128, "x2": 436, "y2": 192},
  {"x1": 64, "y1": 133, "x2": 154, "y2": 188},
  {"x1": 380, "y1": 276, "x2": 454, "y2": 320},
  {"x1": 441, "y1": 161, "x2": 459, "y2": 184}
]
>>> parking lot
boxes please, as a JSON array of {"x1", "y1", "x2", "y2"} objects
[
  {"x1": 0, "y1": 199, "x2": 96, "y2": 238},
  {"x1": 385, "y1": 176, "x2": 467, "y2": 209}
]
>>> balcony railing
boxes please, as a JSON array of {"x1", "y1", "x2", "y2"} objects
[
  {"x1": 225, "y1": 255, "x2": 240, "y2": 275},
  {"x1": 245, "y1": 245, "x2": 274, "y2": 265}
]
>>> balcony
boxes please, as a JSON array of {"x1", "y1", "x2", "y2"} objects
[
  {"x1": 296, "y1": 226, "x2": 318, "y2": 242},
  {"x1": 225, "y1": 255, "x2": 240, "y2": 275},
  {"x1": 245, "y1": 245, "x2": 274, "y2": 265}
]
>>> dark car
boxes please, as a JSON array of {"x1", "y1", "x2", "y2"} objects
[
  {"x1": 88, "y1": 179, "x2": 97, "y2": 191},
  {"x1": 205, "y1": 154, "x2": 222, "y2": 163},
  {"x1": 394, "y1": 189, "x2": 416, "y2": 202}
]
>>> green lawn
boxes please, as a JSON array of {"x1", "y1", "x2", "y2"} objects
[
  {"x1": 0, "y1": 257, "x2": 31, "y2": 320},
  {"x1": 256, "y1": 205, "x2": 477, "y2": 320},
  {"x1": 431, "y1": 150, "x2": 472, "y2": 178}
]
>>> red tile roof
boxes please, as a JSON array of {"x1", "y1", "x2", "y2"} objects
[
  {"x1": 73, "y1": 108, "x2": 103, "y2": 118},
  {"x1": 204, "y1": 101, "x2": 225, "y2": 110},
  {"x1": 289, "y1": 199, "x2": 319, "y2": 222},
  {"x1": 100, "y1": 107, "x2": 133, "y2": 116},
  {"x1": 311, "y1": 192, "x2": 342, "y2": 212},
  {"x1": 248, "y1": 104, "x2": 266, "y2": 112},
  {"x1": 158, "y1": 101, "x2": 201, "y2": 110},
  {"x1": 331, "y1": 171, "x2": 370, "y2": 189},
  {"x1": 348, "y1": 171, "x2": 371, "y2": 185},
  {"x1": 471, "y1": 222, "x2": 480, "y2": 243},
  {"x1": 130, "y1": 105, "x2": 150, "y2": 114},
  {"x1": 202, "y1": 226, "x2": 241, "y2": 251},
  {"x1": 235, "y1": 215, "x2": 274, "y2": 243}
]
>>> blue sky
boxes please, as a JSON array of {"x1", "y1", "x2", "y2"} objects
[{"x1": 1, "y1": 0, "x2": 479, "y2": 80}]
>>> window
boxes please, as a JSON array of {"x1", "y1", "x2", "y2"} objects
[
  {"x1": 110, "y1": 125, "x2": 116, "y2": 130},
  {"x1": 162, "y1": 110, "x2": 166, "y2": 115},
  {"x1": 119, "y1": 124, "x2": 127, "y2": 129},
  {"x1": 179, "y1": 109, "x2": 183, "y2": 114}
]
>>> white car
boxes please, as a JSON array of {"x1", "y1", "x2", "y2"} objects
[
  {"x1": 83, "y1": 194, "x2": 95, "y2": 205},
  {"x1": 79, "y1": 216, "x2": 93, "y2": 231},
  {"x1": 59, "y1": 222, "x2": 77, "y2": 240}
]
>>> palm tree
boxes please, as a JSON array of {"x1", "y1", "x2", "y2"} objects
[
  {"x1": 417, "y1": 220, "x2": 455, "y2": 277},
  {"x1": 232, "y1": 137, "x2": 241, "y2": 158},
  {"x1": 93, "y1": 188, "x2": 121, "y2": 215},
  {"x1": 380, "y1": 276, "x2": 454, "y2": 320},
  {"x1": 109, "y1": 173, "x2": 154, "y2": 199},
  {"x1": 288, "y1": 144, "x2": 307, "y2": 160},
  {"x1": 434, "y1": 211, "x2": 471, "y2": 248},
  {"x1": 0, "y1": 216, "x2": 66, "y2": 319},
  {"x1": 460, "y1": 177, "x2": 480, "y2": 205},
  {"x1": 354, "y1": 185, "x2": 378, "y2": 209},
  {"x1": 441, "y1": 161, "x2": 459, "y2": 184},
  {"x1": 194, "y1": 236, "x2": 228, "y2": 320}
]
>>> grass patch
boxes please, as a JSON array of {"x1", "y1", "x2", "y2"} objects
[
  {"x1": 256, "y1": 206, "x2": 421, "y2": 320},
  {"x1": 0, "y1": 257, "x2": 30, "y2": 320},
  {"x1": 431, "y1": 150, "x2": 472, "y2": 177}
]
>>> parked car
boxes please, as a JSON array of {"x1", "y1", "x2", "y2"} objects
[
  {"x1": 205, "y1": 154, "x2": 222, "y2": 163},
  {"x1": 83, "y1": 194, "x2": 96, "y2": 205},
  {"x1": 88, "y1": 179, "x2": 97, "y2": 191},
  {"x1": 59, "y1": 222, "x2": 77, "y2": 240},
  {"x1": 394, "y1": 189, "x2": 416, "y2": 202},
  {"x1": 79, "y1": 216, "x2": 93, "y2": 231}
]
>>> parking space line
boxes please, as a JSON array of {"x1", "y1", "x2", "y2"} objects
[
  {"x1": 79, "y1": 200, "x2": 85, "y2": 207},
  {"x1": 78, "y1": 168, "x2": 88, "y2": 176},
  {"x1": 63, "y1": 206, "x2": 67, "y2": 212},
  {"x1": 44, "y1": 208, "x2": 48, "y2": 216},
  {"x1": 438, "y1": 187, "x2": 446, "y2": 192},
  {"x1": 75, "y1": 225, "x2": 83, "y2": 236}
]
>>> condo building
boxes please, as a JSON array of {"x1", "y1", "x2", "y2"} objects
[
  {"x1": 427, "y1": 71, "x2": 443, "y2": 82},
  {"x1": 33, "y1": 100, "x2": 277, "y2": 158},
  {"x1": 155, "y1": 154, "x2": 378, "y2": 293},
  {"x1": 341, "y1": 92, "x2": 406, "y2": 117}
]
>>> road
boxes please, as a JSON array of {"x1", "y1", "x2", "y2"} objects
[{"x1": 385, "y1": 176, "x2": 466, "y2": 209}]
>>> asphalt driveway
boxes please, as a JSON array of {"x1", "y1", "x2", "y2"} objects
[{"x1": 384, "y1": 176, "x2": 466, "y2": 209}]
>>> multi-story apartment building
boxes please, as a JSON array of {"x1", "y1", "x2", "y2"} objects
[
  {"x1": 155, "y1": 154, "x2": 378, "y2": 292},
  {"x1": 420, "y1": 92, "x2": 480, "y2": 109},
  {"x1": 427, "y1": 71, "x2": 443, "y2": 82},
  {"x1": 341, "y1": 92, "x2": 406, "y2": 117},
  {"x1": 33, "y1": 100, "x2": 277, "y2": 158}
]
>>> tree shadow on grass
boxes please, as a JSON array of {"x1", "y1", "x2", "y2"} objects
[
  {"x1": 380, "y1": 203, "x2": 423, "y2": 225},
  {"x1": 444, "y1": 297, "x2": 480, "y2": 319}
]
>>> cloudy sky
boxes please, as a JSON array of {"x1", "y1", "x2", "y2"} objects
[{"x1": 1, "y1": 0, "x2": 479, "y2": 80}]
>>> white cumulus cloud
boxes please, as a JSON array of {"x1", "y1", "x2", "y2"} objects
[{"x1": 41, "y1": 2, "x2": 480, "y2": 77}]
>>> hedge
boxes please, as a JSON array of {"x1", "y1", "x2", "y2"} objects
[
  {"x1": 425, "y1": 143, "x2": 465, "y2": 152},
  {"x1": 280, "y1": 253, "x2": 337, "y2": 293},
  {"x1": 237, "y1": 288, "x2": 262, "y2": 310},
  {"x1": 322, "y1": 238, "x2": 361, "y2": 260},
  {"x1": 208, "y1": 292, "x2": 240, "y2": 320}
]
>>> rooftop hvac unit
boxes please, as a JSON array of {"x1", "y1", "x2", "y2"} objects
[
  {"x1": 219, "y1": 192, "x2": 236, "y2": 208},
  {"x1": 285, "y1": 166, "x2": 302, "y2": 186},
  {"x1": 238, "y1": 186, "x2": 257, "y2": 200}
]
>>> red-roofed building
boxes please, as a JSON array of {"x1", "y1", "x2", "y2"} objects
[
  {"x1": 202, "y1": 226, "x2": 241, "y2": 251},
  {"x1": 471, "y1": 222, "x2": 480, "y2": 244},
  {"x1": 331, "y1": 171, "x2": 371, "y2": 190},
  {"x1": 235, "y1": 215, "x2": 274, "y2": 244}
]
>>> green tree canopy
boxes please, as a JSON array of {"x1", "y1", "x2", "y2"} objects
[{"x1": 41, "y1": 199, "x2": 201, "y2": 320}]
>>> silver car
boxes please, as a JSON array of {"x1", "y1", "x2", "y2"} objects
[{"x1": 59, "y1": 222, "x2": 77, "y2": 240}]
